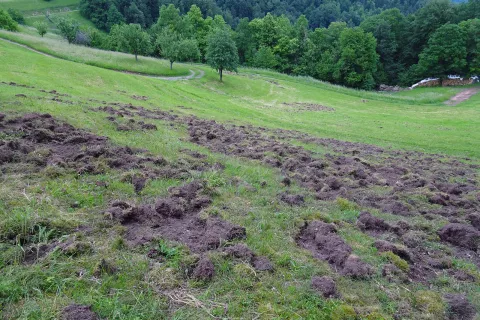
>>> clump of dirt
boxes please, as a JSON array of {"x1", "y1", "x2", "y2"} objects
[
  {"x1": 60, "y1": 304, "x2": 98, "y2": 320},
  {"x1": 311, "y1": 276, "x2": 338, "y2": 298},
  {"x1": 296, "y1": 220, "x2": 372, "y2": 278},
  {"x1": 282, "y1": 102, "x2": 335, "y2": 112},
  {"x1": 356, "y1": 211, "x2": 391, "y2": 234},
  {"x1": 223, "y1": 244, "x2": 274, "y2": 271},
  {"x1": 467, "y1": 213, "x2": 480, "y2": 230},
  {"x1": 279, "y1": 192, "x2": 305, "y2": 206},
  {"x1": 106, "y1": 181, "x2": 246, "y2": 252},
  {"x1": 438, "y1": 223, "x2": 480, "y2": 251},
  {"x1": 444, "y1": 294, "x2": 477, "y2": 320},
  {"x1": 192, "y1": 256, "x2": 215, "y2": 280},
  {"x1": 111, "y1": 118, "x2": 158, "y2": 132}
]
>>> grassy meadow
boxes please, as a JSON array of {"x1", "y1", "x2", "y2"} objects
[
  {"x1": 0, "y1": 32, "x2": 479, "y2": 320},
  {"x1": 0, "y1": 30, "x2": 193, "y2": 77},
  {"x1": 0, "y1": 0, "x2": 79, "y2": 13}
]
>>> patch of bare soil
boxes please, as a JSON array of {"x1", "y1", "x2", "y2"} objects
[
  {"x1": 0, "y1": 113, "x2": 215, "y2": 189},
  {"x1": 445, "y1": 87, "x2": 480, "y2": 106},
  {"x1": 282, "y1": 102, "x2": 335, "y2": 112},
  {"x1": 297, "y1": 220, "x2": 373, "y2": 278},
  {"x1": 61, "y1": 304, "x2": 99, "y2": 320},
  {"x1": 105, "y1": 181, "x2": 273, "y2": 277},
  {"x1": 90, "y1": 104, "x2": 480, "y2": 285}
]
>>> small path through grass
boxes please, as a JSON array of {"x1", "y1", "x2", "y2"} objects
[
  {"x1": 445, "y1": 87, "x2": 480, "y2": 105},
  {"x1": 0, "y1": 37, "x2": 205, "y2": 81}
]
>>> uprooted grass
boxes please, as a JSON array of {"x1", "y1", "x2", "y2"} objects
[{"x1": 0, "y1": 39, "x2": 479, "y2": 319}]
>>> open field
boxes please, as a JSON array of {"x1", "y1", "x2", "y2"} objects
[
  {"x1": 0, "y1": 0, "x2": 79, "y2": 13},
  {"x1": 0, "y1": 35, "x2": 479, "y2": 320}
]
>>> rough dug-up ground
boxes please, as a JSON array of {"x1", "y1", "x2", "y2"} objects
[{"x1": 1, "y1": 76, "x2": 479, "y2": 318}]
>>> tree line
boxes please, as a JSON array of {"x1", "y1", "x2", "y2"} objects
[
  {"x1": 76, "y1": 0, "x2": 479, "y2": 88},
  {"x1": 2, "y1": 0, "x2": 478, "y2": 87}
]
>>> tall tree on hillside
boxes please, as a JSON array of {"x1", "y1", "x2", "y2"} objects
[
  {"x1": 80, "y1": 0, "x2": 111, "y2": 30},
  {"x1": 334, "y1": 27, "x2": 378, "y2": 89},
  {"x1": 125, "y1": 2, "x2": 145, "y2": 27},
  {"x1": 460, "y1": 19, "x2": 480, "y2": 75},
  {"x1": 404, "y1": 0, "x2": 455, "y2": 66},
  {"x1": 106, "y1": 5, "x2": 124, "y2": 31},
  {"x1": 417, "y1": 24, "x2": 467, "y2": 82},
  {"x1": 156, "y1": 29, "x2": 200, "y2": 69},
  {"x1": 56, "y1": 18, "x2": 79, "y2": 43},
  {"x1": 117, "y1": 23, "x2": 152, "y2": 61},
  {"x1": 34, "y1": 21, "x2": 48, "y2": 37},
  {"x1": 206, "y1": 27, "x2": 239, "y2": 81}
]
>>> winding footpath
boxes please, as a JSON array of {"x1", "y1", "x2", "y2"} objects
[{"x1": 0, "y1": 37, "x2": 205, "y2": 81}]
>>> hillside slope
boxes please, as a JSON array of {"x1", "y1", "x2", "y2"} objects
[{"x1": 0, "y1": 39, "x2": 479, "y2": 320}]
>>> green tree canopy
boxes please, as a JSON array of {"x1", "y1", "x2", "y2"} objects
[
  {"x1": 117, "y1": 23, "x2": 152, "y2": 61},
  {"x1": 156, "y1": 29, "x2": 200, "y2": 69},
  {"x1": 0, "y1": 9, "x2": 18, "y2": 32},
  {"x1": 34, "y1": 21, "x2": 48, "y2": 37},
  {"x1": 334, "y1": 27, "x2": 378, "y2": 89},
  {"x1": 56, "y1": 18, "x2": 79, "y2": 43},
  {"x1": 459, "y1": 19, "x2": 480, "y2": 75},
  {"x1": 206, "y1": 27, "x2": 239, "y2": 81},
  {"x1": 417, "y1": 24, "x2": 467, "y2": 81}
]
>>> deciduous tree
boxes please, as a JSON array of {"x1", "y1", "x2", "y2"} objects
[{"x1": 206, "y1": 27, "x2": 239, "y2": 81}]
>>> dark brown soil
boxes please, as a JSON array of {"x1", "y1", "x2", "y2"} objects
[
  {"x1": 296, "y1": 221, "x2": 372, "y2": 278},
  {"x1": 0, "y1": 113, "x2": 159, "y2": 175},
  {"x1": 183, "y1": 117, "x2": 478, "y2": 221},
  {"x1": 438, "y1": 223, "x2": 480, "y2": 251},
  {"x1": 106, "y1": 181, "x2": 246, "y2": 252},
  {"x1": 223, "y1": 244, "x2": 274, "y2": 271},
  {"x1": 279, "y1": 192, "x2": 305, "y2": 206},
  {"x1": 444, "y1": 294, "x2": 477, "y2": 320},
  {"x1": 311, "y1": 276, "x2": 338, "y2": 298},
  {"x1": 0, "y1": 113, "x2": 216, "y2": 193},
  {"x1": 60, "y1": 304, "x2": 98, "y2": 320},
  {"x1": 192, "y1": 256, "x2": 215, "y2": 280},
  {"x1": 356, "y1": 211, "x2": 392, "y2": 234}
]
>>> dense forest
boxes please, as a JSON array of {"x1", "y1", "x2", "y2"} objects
[{"x1": 75, "y1": 0, "x2": 480, "y2": 88}]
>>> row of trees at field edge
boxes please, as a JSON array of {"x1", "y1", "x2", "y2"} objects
[{"x1": 77, "y1": 0, "x2": 479, "y2": 88}]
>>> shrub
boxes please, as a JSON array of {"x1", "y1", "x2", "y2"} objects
[
  {"x1": 0, "y1": 9, "x2": 18, "y2": 32},
  {"x1": 34, "y1": 21, "x2": 48, "y2": 37},
  {"x1": 7, "y1": 9, "x2": 24, "y2": 24}
]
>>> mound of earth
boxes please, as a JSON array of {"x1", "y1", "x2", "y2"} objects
[
  {"x1": 311, "y1": 276, "x2": 338, "y2": 298},
  {"x1": 223, "y1": 244, "x2": 274, "y2": 271},
  {"x1": 61, "y1": 304, "x2": 98, "y2": 320},
  {"x1": 279, "y1": 192, "x2": 305, "y2": 206},
  {"x1": 106, "y1": 181, "x2": 246, "y2": 251},
  {"x1": 438, "y1": 223, "x2": 480, "y2": 251},
  {"x1": 444, "y1": 294, "x2": 477, "y2": 320},
  {"x1": 296, "y1": 220, "x2": 372, "y2": 278}
]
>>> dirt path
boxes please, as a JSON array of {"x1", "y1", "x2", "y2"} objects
[
  {"x1": 0, "y1": 38, "x2": 205, "y2": 81},
  {"x1": 445, "y1": 87, "x2": 480, "y2": 106}
]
